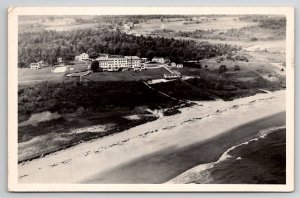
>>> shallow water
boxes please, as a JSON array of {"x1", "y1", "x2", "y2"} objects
[{"x1": 178, "y1": 128, "x2": 286, "y2": 184}]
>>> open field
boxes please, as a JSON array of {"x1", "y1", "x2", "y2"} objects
[
  {"x1": 19, "y1": 62, "x2": 92, "y2": 85},
  {"x1": 82, "y1": 71, "x2": 136, "y2": 82},
  {"x1": 19, "y1": 16, "x2": 102, "y2": 33},
  {"x1": 178, "y1": 38, "x2": 285, "y2": 55},
  {"x1": 67, "y1": 63, "x2": 89, "y2": 73},
  {"x1": 19, "y1": 67, "x2": 54, "y2": 75},
  {"x1": 134, "y1": 16, "x2": 258, "y2": 35},
  {"x1": 126, "y1": 67, "x2": 171, "y2": 80},
  {"x1": 45, "y1": 23, "x2": 99, "y2": 31},
  {"x1": 18, "y1": 67, "x2": 67, "y2": 85},
  {"x1": 171, "y1": 25, "x2": 285, "y2": 42},
  {"x1": 19, "y1": 15, "x2": 258, "y2": 34},
  {"x1": 126, "y1": 15, "x2": 285, "y2": 44},
  {"x1": 18, "y1": 67, "x2": 171, "y2": 85},
  {"x1": 199, "y1": 59, "x2": 285, "y2": 80}
]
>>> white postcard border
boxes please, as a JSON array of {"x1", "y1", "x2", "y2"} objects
[{"x1": 8, "y1": 6, "x2": 294, "y2": 192}]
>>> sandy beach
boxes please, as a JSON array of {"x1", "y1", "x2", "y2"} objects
[{"x1": 18, "y1": 90, "x2": 286, "y2": 183}]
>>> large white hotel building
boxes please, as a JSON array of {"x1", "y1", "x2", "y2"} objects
[{"x1": 96, "y1": 55, "x2": 141, "y2": 71}]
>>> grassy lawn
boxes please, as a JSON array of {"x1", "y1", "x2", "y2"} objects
[
  {"x1": 144, "y1": 63, "x2": 164, "y2": 67},
  {"x1": 84, "y1": 72, "x2": 137, "y2": 82},
  {"x1": 83, "y1": 67, "x2": 172, "y2": 82},
  {"x1": 18, "y1": 67, "x2": 67, "y2": 85},
  {"x1": 126, "y1": 68, "x2": 171, "y2": 80},
  {"x1": 18, "y1": 67, "x2": 174, "y2": 84},
  {"x1": 19, "y1": 67, "x2": 54, "y2": 75},
  {"x1": 67, "y1": 63, "x2": 89, "y2": 74}
]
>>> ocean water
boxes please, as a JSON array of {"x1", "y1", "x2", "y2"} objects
[{"x1": 170, "y1": 126, "x2": 286, "y2": 184}]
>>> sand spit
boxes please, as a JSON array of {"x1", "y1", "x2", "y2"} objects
[{"x1": 18, "y1": 90, "x2": 285, "y2": 183}]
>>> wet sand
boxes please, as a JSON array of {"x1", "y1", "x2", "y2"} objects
[{"x1": 83, "y1": 112, "x2": 285, "y2": 183}]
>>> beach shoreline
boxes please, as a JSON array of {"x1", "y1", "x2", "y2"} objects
[
  {"x1": 167, "y1": 126, "x2": 286, "y2": 184},
  {"x1": 18, "y1": 90, "x2": 286, "y2": 183},
  {"x1": 84, "y1": 112, "x2": 285, "y2": 184}
]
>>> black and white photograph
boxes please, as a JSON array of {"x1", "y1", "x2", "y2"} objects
[{"x1": 8, "y1": 7, "x2": 294, "y2": 192}]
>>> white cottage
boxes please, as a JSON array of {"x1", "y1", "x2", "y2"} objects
[{"x1": 75, "y1": 53, "x2": 90, "y2": 61}]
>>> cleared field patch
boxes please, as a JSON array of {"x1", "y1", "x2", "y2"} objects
[
  {"x1": 198, "y1": 59, "x2": 285, "y2": 86},
  {"x1": 67, "y1": 63, "x2": 89, "y2": 74},
  {"x1": 144, "y1": 63, "x2": 165, "y2": 68},
  {"x1": 248, "y1": 50, "x2": 286, "y2": 64},
  {"x1": 18, "y1": 67, "x2": 66, "y2": 85},
  {"x1": 45, "y1": 23, "x2": 98, "y2": 31},
  {"x1": 19, "y1": 67, "x2": 53, "y2": 75},
  {"x1": 83, "y1": 72, "x2": 137, "y2": 82},
  {"x1": 135, "y1": 17, "x2": 258, "y2": 35},
  {"x1": 126, "y1": 68, "x2": 171, "y2": 80},
  {"x1": 171, "y1": 67, "x2": 203, "y2": 77}
]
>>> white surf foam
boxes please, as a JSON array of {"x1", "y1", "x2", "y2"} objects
[{"x1": 166, "y1": 125, "x2": 286, "y2": 184}]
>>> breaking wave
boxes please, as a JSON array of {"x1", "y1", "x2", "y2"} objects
[{"x1": 167, "y1": 125, "x2": 286, "y2": 184}]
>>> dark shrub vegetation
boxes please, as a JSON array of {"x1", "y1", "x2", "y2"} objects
[{"x1": 18, "y1": 81, "x2": 175, "y2": 122}]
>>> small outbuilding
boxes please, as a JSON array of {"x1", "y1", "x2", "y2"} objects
[
  {"x1": 177, "y1": 64, "x2": 183, "y2": 68},
  {"x1": 152, "y1": 57, "x2": 170, "y2": 64},
  {"x1": 170, "y1": 62, "x2": 176, "y2": 67},
  {"x1": 30, "y1": 61, "x2": 44, "y2": 69}
]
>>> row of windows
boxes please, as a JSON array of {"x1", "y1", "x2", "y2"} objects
[
  {"x1": 99, "y1": 61, "x2": 140, "y2": 64},
  {"x1": 98, "y1": 59, "x2": 140, "y2": 62},
  {"x1": 99, "y1": 63, "x2": 140, "y2": 66}
]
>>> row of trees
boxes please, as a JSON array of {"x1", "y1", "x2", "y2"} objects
[{"x1": 18, "y1": 28, "x2": 239, "y2": 67}]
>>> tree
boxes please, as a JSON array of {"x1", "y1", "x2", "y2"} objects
[
  {"x1": 146, "y1": 50, "x2": 154, "y2": 60},
  {"x1": 18, "y1": 62, "x2": 26, "y2": 68},
  {"x1": 234, "y1": 65, "x2": 240, "y2": 71},
  {"x1": 219, "y1": 65, "x2": 227, "y2": 73},
  {"x1": 133, "y1": 19, "x2": 139, "y2": 24},
  {"x1": 90, "y1": 61, "x2": 99, "y2": 72},
  {"x1": 89, "y1": 52, "x2": 98, "y2": 60}
]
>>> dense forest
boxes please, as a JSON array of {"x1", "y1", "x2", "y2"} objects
[{"x1": 18, "y1": 28, "x2": 239, "y2": 67}]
